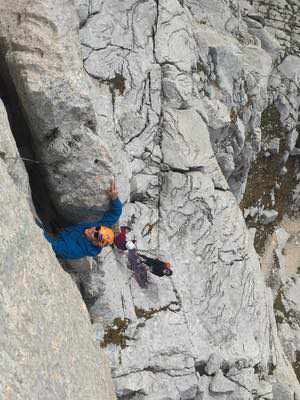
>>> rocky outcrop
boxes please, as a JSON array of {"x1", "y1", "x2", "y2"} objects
[
  {"x1": 0, "y1": 98, "x2": 30, "y2": 197},
  {"x1": 0, "y1": 102, "x2": 116, "y2": 399},
  {"x1": 252, "y1": 0, "x2": 300, "y2": 58},
  {"x1": 0, "y1": 0, "x2": 130, "y2": 223},
  {"x1": 1, "y1": 0, "x2": 300, "y2": 399},
  {"x1": 75, "y1": 0, "x2": 300, "y2": 398}
]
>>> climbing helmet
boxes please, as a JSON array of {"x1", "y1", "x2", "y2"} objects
[{"x1": 95, "y1": 226, "x2": 114, "y2": 246}]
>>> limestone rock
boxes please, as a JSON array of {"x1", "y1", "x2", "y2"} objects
[
  {"x1": 0, "y1": 159, "x2": 115, "y2": 399},
  {"x1": 205, "y1": 353, "x2": 224, "y2": 376},
  {"x1": 278, "y1": 322, "x2": 297, "y2": 362},
  {"x1": 0, "y1": 0, "x2": 130, "y2": 223},
  {"x1": 257, "y1": 380, "x2": 273, "y2": 399},
  {"x1": 0, "y1": 98, "x2": 29, "y2": 197},
  {"x1": 246, "y1": 22, "x2": 281, "y2": 58},
  {"x1": 227, "y1": 367, "x2": 259, "y2": 393},
  {"x1": 279, "y1": 56, "x2": 300, "y2": 81},
  {"x1": 282, "y1": 277, "x2": 300, "y2": 314},
  {"x1": 272, "y1": 382, "x2": 294, "y2": 400},
  {"x1": 209, "y1": 370, "x2": 236, "y2": 394},
  {"x1": 251, "y1": 1, "x2": 300, "y2": 58},
  {"x1": 75, "y1": 0, "x2": 300, "y2": 390},
  {"x1": 260, "y1": 209, "x2": 279, "y2": 225}
]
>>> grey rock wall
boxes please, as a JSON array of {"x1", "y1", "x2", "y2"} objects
[
  {"x1": 0, "y1": 0, "x2": 130, "y2": 223},
  {"x1": 74, "y1": 0, "x2": 300, "y2": 399},
  {"x1": 0, "y1": 103, "x2": 116, "y2": 398},
  {"x1": 1, "y1": 0, "x2": 300, "y2": 399},
  {"x1": 0, "y1": 98, "x2": 30, "y2": 198},
  {"x1": 252, "y1": 0, "x2": 300, "y2": 58}
]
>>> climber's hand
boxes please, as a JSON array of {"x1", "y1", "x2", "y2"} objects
[{"x1": 107, "y1": 177, "x2": 118, "y2": 200}]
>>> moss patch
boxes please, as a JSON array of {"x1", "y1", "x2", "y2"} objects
[
  {"x1": 100, "y1": 318, "x2": 130, "y2": 349},
  {"x1": 135, "y1": 306, "x2": 166, "y2": 320},
  {"x1": 135, "y1": 302, "x2": 178, "y2": 320},
  {"x1": 273, "y1": 287, "x2": 286, "y2": 314},
  {"x1": 240, "y1": 104, "x2": 298, "y2": 255},
  {"x1": 230, "y1": 108, "x2": 238, "y2": 124},
  {"x1": 260, "y1": 103, "x2": 283, "y2": 140},
  {"x1": 265, "y1": 254, "x2": 280, "y2": 289},
  {"x1": 135, "y1": 306, "x2": 160, "y2": 320},
  {"x1": 192, "y1": 19, "x2": 207, "y2": 28}
]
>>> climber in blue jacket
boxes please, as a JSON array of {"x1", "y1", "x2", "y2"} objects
[{"x1": 44, "y1": 179, "x2": 122, "y2": 260}]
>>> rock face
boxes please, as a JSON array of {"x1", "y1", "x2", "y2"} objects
[
  {"x1": 0, "y1": 0, "x2": 130, "y2": 223},
  {"x1": 0, "y1": 98, "x2": 30, "y2": 197},
  {"x1": 0, "y1": 103, "x2": 116, "y2": 399},
  {"x1": 1, "y1": 0, "x2": 300, "y2": 399},
  {"x1": 252, "y1": 0, "x2": 300, "y2": 58}
]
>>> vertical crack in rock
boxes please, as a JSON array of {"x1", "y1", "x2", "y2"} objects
[
  {"x1": 0, "y1": 59, "x2": 62, "y2": 229},
  {"x1": 125, "y1": 110, "x2": 150, "y2": 145},
  {"x1": 0, "y1": 1, "x2": 121, "y2": 223},
  {"x1": 152, "y1": 0, "x2": 159, "y2": 63}
]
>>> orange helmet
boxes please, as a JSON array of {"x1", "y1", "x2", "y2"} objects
[
  {"x1": 98, "y1": 226, "x2": 114, "y2": 246},
  {"x1": 164, "y1": 261, "x2": 171, "y2": 269}
]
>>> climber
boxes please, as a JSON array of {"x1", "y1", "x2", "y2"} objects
[
  {"x1": 125, "y1": 243, "x2": 172, "y2": 287},
  {"x1": 114, "y1": 225, "x2": 133, "y2": 251},
  {"x1": 138, "y1": 253, "x2": 173, "y2": 277},
  {"x1": 43, "y1": 178, "x2": 122, "y2": 260},
  {"x1": 114, "y1": 227, "x2": 173, "y2": 280},
  {"x1": 127, "y1": 244, "x2": 149, "y2": 288}
]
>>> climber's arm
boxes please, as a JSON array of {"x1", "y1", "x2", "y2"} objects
[{"x1": 97, "y1": 178, "x2": 122, "y2": 227}]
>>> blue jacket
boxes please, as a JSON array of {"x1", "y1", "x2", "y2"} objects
[{"x1": 44, "y1": 198, "x2": 122, "y2": 260}]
